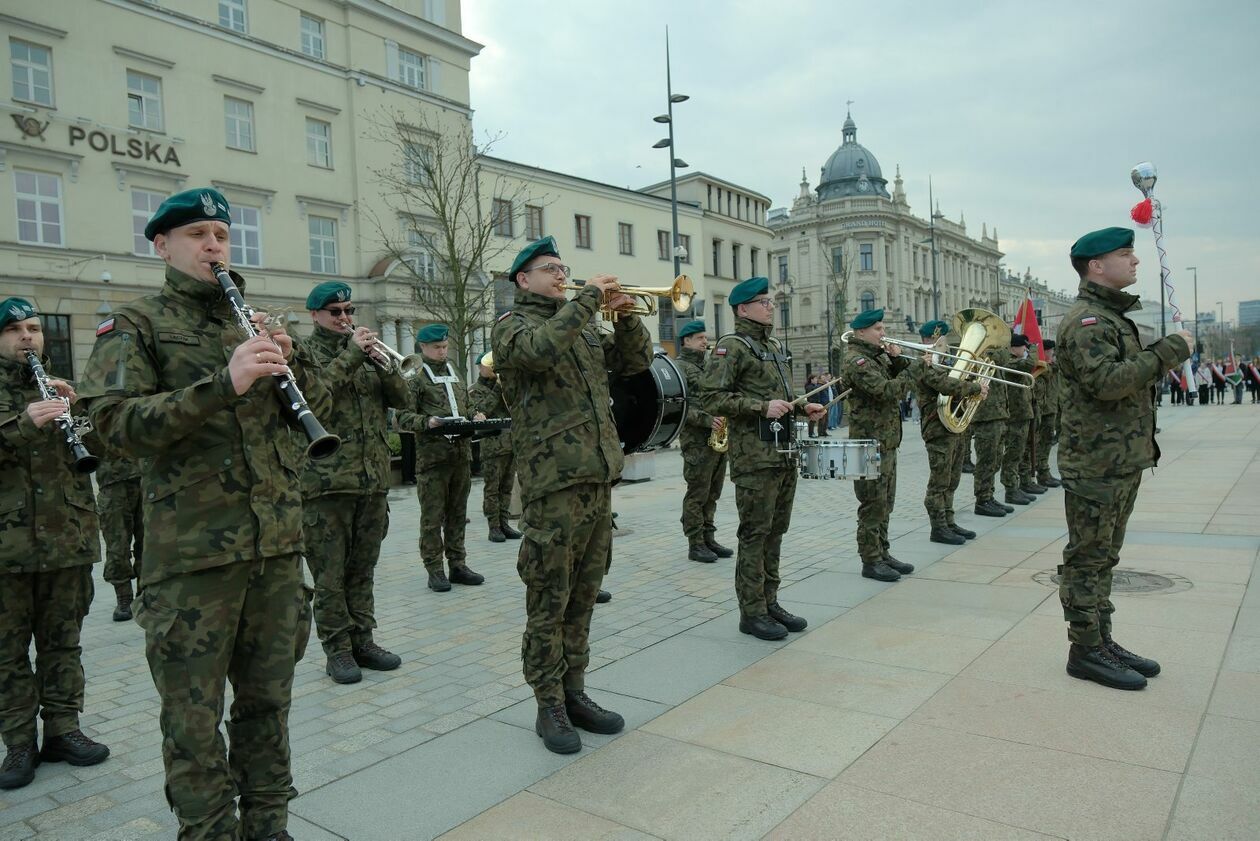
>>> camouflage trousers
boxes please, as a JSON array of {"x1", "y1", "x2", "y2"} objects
[
  {"x1": 1035, "y1": 412, "x2": 1058, "y2": 476},
  {"x1": 680, "y1": 444, "x2": 728, "y2": 543},
  {"x1": 971, "y1": 419, "x2": 1005, "y2": 501},
  {"x1": 853, "y1": 448, "x2": 898, "y2": 566},
  {"x1": 303, "y1": 493, "x2": 388, "y2": 657},
  {"x1": 1001, "y1": 418, "x2": 1031, "y2": 490},
  {"x1": 1059, "y1": 473, "x2": 1142, "y2": 647},
  {"x1": 133, "y1": 555, "x2": 311, "y2": 841},
  {"x1": 0, "y1": 565, "x2": 93, "y2": 748},
  {"x1": 417, "y1": 454, "x2": 471, "y2": 572},
  {"x1": 517, "y1": 483, "x2": 612, "y2": 707},
  {"x1": 734, "y1": 466, "x2": 796, "y2": 616},
  {"x1": 923, "y1": 435, "x2": 965, "y2": 527},
  {"x1": 98, "y1": 478, "x2": 143, "y2": 585},
  {"x1": 962, "y1": 427, "x2": 974, "y2": 464},
  {"x1": 481, "y1": 452, "x2": 515, "y2": 526}
]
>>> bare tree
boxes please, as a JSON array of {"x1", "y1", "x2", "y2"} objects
[{"x1": 820, "y1": 238, "x2": 856, "y2": 371}]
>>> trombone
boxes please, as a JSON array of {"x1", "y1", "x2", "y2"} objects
[
  {"x1": 839, "y1": 330, "x2": 1033, "y2": 389},
  {"x1": 564, "y1": 275, "x2": 694, "y2": 321}
]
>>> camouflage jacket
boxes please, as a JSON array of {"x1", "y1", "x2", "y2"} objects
[
  {"x1": 840, "y1": 335, "x2": 913, "y2": 453},
  {"x1": 1033, "y1": 365, "x2": 1060, "y2": 417},
  {"x1": 1005, "y1": 351, "x2": 1037, "y2": 421},
  {"x1": 675, "y1": 347, "x2": 717, "y2": 453},
  {"x1": 910, "y1": 358, "x2": 983, "y2": 443},
  {"x1": 0, "y1": 355, "x2": 100, "y2": 571},
  {"x1": 95, "y1": 454, "x2": 141, "y2": 487},
  {"x1": 1056, "y1": 281, "x2": 1190, "y2": 479},
  {"x1": 468, "y1": 375, "x2": 511, "y2": 458},
  {"x1": 396, "y1": 358, "x2": 473, "y2": 469},
  {"x1": 491, "y1": 286, "x2": 652, "y2": 505},
  {"x1": 972, "y1": 347, "x2": 1013, "y2": 424},
  {"x1": 78, "y1": 265, "x2": 332, "y2": 587},
  {"x1": 698, "y1": 317, "x2": 802, "y2": 479},
  {"x1": 301, "y1": 324, "x2": 409, "y2": 497}
]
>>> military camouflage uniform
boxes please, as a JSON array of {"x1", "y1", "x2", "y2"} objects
[
  {"x1": 698, "y1": 317, "x2": 802, "y2": 617},
  {"x1": 1, "y1": 355, "x2": 100, "y2": 751},
  {"x1": 1034, "y1": 364, "x2": 1060, "y2": 480},
  {"x1": 675, "y1": 347, "x2": 727, "y2": 546},
  {"x1": 301, "y1": 324, "x2": 409, "y2": 657},
  {"x1": 469, "y1": 375, "x2": 515, "y2": 529},
  {"x1": 491, "y1": 286, "x2": 651, "y2": 706},
  {"x1": 396, "y1": 359, "x2": 474, "y2": 574},
  {"x1": 970, "y1": 349, "x2": 1011, "y2": 504},
  {"x1": 79, "y1": 266, "x2": 328, "y2": 841},
  {"x1": 1056, "y1": 281, "x2": 1190, "y2": 647},
  {"x1": 1001, "y1": 353, "x2": 1037, "y2": 492},
  {"x1": 841, "y1": 336, "x2": 913, "y2": 567},
  {"x1": 96, "y1": 456, "x2": 142, "y2": 585},
  {"x1": 911, "y1": 360, "x2": 983, "y2": 529}
]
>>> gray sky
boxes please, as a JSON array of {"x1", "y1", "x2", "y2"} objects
[{"x1": 462, "y1": 0, "x2": 1260, "y2": 324}]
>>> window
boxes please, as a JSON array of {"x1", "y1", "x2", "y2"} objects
[
  {"x1": 801, "y1": 295, "x2": 814, "y2": 325},
  {"x1": 885, "y1": 244, "x2": 892, "y2": 270},
  {"x1": 657, "y1": 230, "x2": 670, "y2": 261},
  {"x1": 219, "y1": 0, "x2": 247, "y2": 33},
  {"x1": 41, "y1": 315, "x2": 72, "y2": 380},
  {"x1": 712, "y1": 239, "x2": 721, "y2": 276},
  {"x1": 860, "y1": 290, "x2": 876, "y2": 311},
  {"x1": 14, "y1": 170, "x2": 62, "y2": 246},
  {"x1": 407, "y1": 231, "x2": 437, "y2": 282},
  {"x1": 525, "y1": 205, "x2": 543, "y2": 240},
  {"x1": 131, "y1": 189, "x2": 165, "y2": 256},
  {"x1": 731, "y1": 244, "x2": 741, "y2": 279},
  {"x1": 713, "y1": 297, "x2": 724, "y2": 337},
  {"x1": 398, "y1": 47, "x2": 426, "y2": 89},
  {"x1": 492, "y1": 199, "x2": 513, "y2": 237},
  {"x1": 230, "y1": 203, "x2": 262, "y2": 267},
  {"x1": 300, "y1": 14, "x2": 325, "y2": 59},
  {"x1": 403, "y1": 142, "x2": 430, "y2": 185},
  {"x1": 778, "y1": 254, "x2": 789, "y2": 283},
  {"x1": 618, "y1": 222, "x2": 633, "y2": 255},
  {"x1": 306, "y1": 118, "x2": 332, "y2": 168},
  {"x1": 678, "y1": 234, "x2": 691, "y2": 264},
  {"x1": 751, "y1": 247, "x2": 759, "y2": 276},
  {"x1": 308, "y1": 215, "x2": 338, "y2": 274},
  {"x1": 224, "y1": 97, "x2": 255, "y2": 151},
  {"x1": 860, "y1": 243, "x2": 873, "y2": 271},
  {"x1": 831, "y1": 247, "x2": 844, "y2": 275},
  {"x1": 574, "y1": 214, "x2": 591, "y2": 249},
  {"x1": 10, "y1": 39, "x2": 53, "y2": 106},
  {"x1": 659, "y1": 308, "x2": 676, "y2": 342},
  {"x1": 126, "y1": 70, "x2": 163, "y2": 131},
  {"x1": 778, "y1": 297, "x2": 791, "y2": 329}
]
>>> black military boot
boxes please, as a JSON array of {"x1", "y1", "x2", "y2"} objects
[
  {"x1": 1104, "y1": 636, "x2": 1161, "y2": 677},
  {"x1": 535, "y1": 704, "x2": 581, "y2": 754},
  {"x1": 948, "y1": 522, "x2": 977, "y2": 540},
  {"x1": 705, "y1": 537, "x2": 734, "y2": 558},
  {"x1": 1038, "y1": 473, "x2": 1062, "y2": 488},
  {"x1": 1066, "y1": 643, "x2": 1147, "y2": 690},
  {"x1": 1004, "y1": 488, "x2": 1033, "y2": 505},
  {"x1": 767, "y1": 602, "x2": 807, "y2": 632},
  {"x1": 0, "y1": 744, "x2": 38, "y2": 790},
  {"x1": 448, "y1": 565, "x2": 485, "y2": 585},
  {"x1": 1021, "y1": 481, "x2": 1047, "y2": 495},
  {"x1": 595, "y1": 590, "x2": 612, "y2": 604},
  {"x1": 739, "y1": 614, "x2": 789, "y2": 640},
  {"x1": 39, "y1": 730, "x2": 109, "y2": 766},
  {"x1": 931, "y1": 525, "x2": 965, "y2": 545},
  {"x1": 861, "y1": 562, "x2": 901, "y2": 582},
  {"x1": 326, "y1": 650, "x2": 362, "y2": 684},
  {"x1": 688, "y1": 542, "x2": 718, "y2": 563},
  {"x1": 500, "y1": 521, "x2": 523, "y2": 540},
  {"x1": 353, "y1": 640, "x2": 401, "y2": 671},
  {"x1": 961, "y1": 460, "x2": 975, "y2": 473},
  {"x1": 999, "y1": 501, "x2": 1015, "y2": 513},
  {"x1": 488, "y1": 522, "x2": 506, "y2": 543},
  {"x1": 884, "y1": 557, "x2": 915, "y2": 575},
  {"x1": 427, "y1": 569, "x2": 451, "y2": 592},
  {"x1": 564, "y1": 690, "x2": 625, "y2": 734},
  {"x1": 975, "y1": 499, "x2": 1008, "y2": 517},
  {"x1": 260, "y1": 832, "x2": 294, "y2": 841},
  {"x1": 112, "y1": 582, "x2": 134, "y2": 622}
]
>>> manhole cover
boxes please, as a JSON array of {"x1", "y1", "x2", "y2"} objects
[{"x1": 1032, "y1": 568, "x2": 1192, "y2": 594}]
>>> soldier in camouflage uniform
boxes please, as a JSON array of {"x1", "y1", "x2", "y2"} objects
[
  {"x1": 492, "y1": 237, "x2": 651, "y2": 754},
  {"x1": 674, "y1": 319, "x2": 732, "y2": 563},
  {"x1": 0, "y1": 298, "x2": 111, "y2": 791},
  {"x1": 96, "y1": 453, "x2": 143, "y2": 621},
  {"x1": 971, "y1": 343, "x2": 1015, "y2": 518},
  {"x1": 1033, "y1": 339, "x2": 1062, "y2": 487},
  {"x1": 1056, "y1": 227, "x2": 1192, "y2": 690},
  {"x1": 79, "y1": 189, "x2": 328, "y2": 841},
  {"x1": 699, "y1": 277, "x2": 825, "y2": 640},
  {"x1": 841, "y1": 308, "x2": 916, "y2": 582},
  {"x1": 908, "y1": 320, "x2": 987, "y2": 545},
  {"x1": 1000, "y1": 334, "x2": 1040, "y2": 505},
  {"x1": 301, "y1": 281, "x2": 408, "y2": 684},
  {"x1": 469, "y1": 352, "x2": 521, "y2": 543},
  {"x1": 396, "y1": 323, "x2": 486, "y2": 593}
]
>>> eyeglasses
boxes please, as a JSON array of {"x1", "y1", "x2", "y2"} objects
[
  {"x1": 527, "y1": 263, "x2": 572, "y2": 278},
  {"x1": 322, "y1": 306, "x2": 356, "y2": 316},
  {"x1": 749, "y1": 298, "x2": 775, "y2": 308}
]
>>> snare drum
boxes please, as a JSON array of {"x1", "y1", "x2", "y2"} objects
[{"x1": 797, "y1": 439, "x2": 881, "y2": 479}]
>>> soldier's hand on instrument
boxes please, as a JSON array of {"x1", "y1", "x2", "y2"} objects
[
  {"x1": 766, "y1": 398, "x2": 793, "y2": 419},
  {"x1": 804, "y1": 402, "x2": 826, "y2": 422},
  {"x1": 979, "y1": 379, "x2": 991, "y2": 398},
  {"x1": 585, "y1": 274, "x2": 621, "y2": 298},
  {"x1": 26, "y1": 399, "x2": 68, "y2": 429},
  {"x1": 428, "y1": 416, "x2": 444, "y2": 429},
  {"x1": 886, "y1": 342, "x2": 902, "y2": 358},
  {"x1": 229, "y1": 335, "x2": 291, "y2": 395},
  {"x1": 473, "y1": 412, "x2": 487, "y2": 421},
  {"x1": 711, "y1": 417, "x2": 724, "y2": 430},
  {"x1": 47, "y1": 378, "x2": 78, "y2": 403}
]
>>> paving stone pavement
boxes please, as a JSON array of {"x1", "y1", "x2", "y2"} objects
[{"x1": 2, "y1": 402, "x2": 1258, "y2": 839}]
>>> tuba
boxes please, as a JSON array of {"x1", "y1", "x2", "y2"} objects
[
  {"x1": 708, "y1": 417, "x2": 728, "y2": 452},
  {"x1": 937, "y1": 308, "x2": 1012, "y2": 433}
]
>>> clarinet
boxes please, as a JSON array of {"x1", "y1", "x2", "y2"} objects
[
  {"x1": 24, "y1": 349, "x2": 99, "y2": 474},
  {"x1": 209, "y1": 262, "x2": 341, "y2": 460}
]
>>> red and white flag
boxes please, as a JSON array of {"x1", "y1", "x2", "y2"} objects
[{"x1": 1012, "y1": 292, "x2": 1045, "y2": 360}]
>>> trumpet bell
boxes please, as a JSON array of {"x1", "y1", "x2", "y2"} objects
[{"x1": 566, "y1": 275, "x2": 694, "y2": 320}]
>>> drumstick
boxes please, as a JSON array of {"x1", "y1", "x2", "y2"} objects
[
  {"x1": 791, "y1": 375, "x2": 845, "y2": 407},
  {"x1": 820, "y1": 387, "x2": 852, "y2": 411}
]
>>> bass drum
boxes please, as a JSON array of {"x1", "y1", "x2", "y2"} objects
[{"x1": 610, "y1": 352, "x2": 687, "y2": 454}]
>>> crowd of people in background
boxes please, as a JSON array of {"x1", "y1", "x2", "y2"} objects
[
  {"x1": 1166, "y1": 357, "x2": 1260, "y2": 406},
  {"x1": 804, "y1": 371, "x2": 843, "y2": 435}
]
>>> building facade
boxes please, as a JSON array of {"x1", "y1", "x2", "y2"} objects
[{"x1": 1240, "y1": 299, "x2": 1260, "y2": 329}]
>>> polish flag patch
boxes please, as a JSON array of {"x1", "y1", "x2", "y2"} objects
[
  {"x1": 714, "y1": 347, "x2": 727, "y2": 357},
  {"x1": 1080, "y1": 316, "x2": 1098, "y2": 326},
  {"x1": 96, "y1": 318, "x2": 116, "y2": 336},
  {"x1": 855, "y1": 357, "x2": 866, "y2": 366}
]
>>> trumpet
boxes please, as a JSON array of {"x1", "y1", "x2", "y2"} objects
[
  {"x1": 564, "y1": 275, "x2": 694, "y2": 321},
  {"x1": 839, "y1": 330, "x2": 1033, "y2": 389},
  {"x1": 358, "y1": 330, "x2": 424, "y2": 379}
]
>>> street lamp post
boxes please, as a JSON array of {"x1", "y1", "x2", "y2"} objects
[
  {"x1": 928, "y1": 176, "x2": 941, "y2": 321},
  {"x1": 652, "y1": 28, "x2": 689, "y2": 282},
  {"x1": 1185, "y1": 266, "x2": 1199, "y2": 354},
  {"x1": 1218, "y1": 301, "x2": 1225, "y2": 356}
]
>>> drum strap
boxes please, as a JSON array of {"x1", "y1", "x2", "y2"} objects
[
  {"x1": 717, "y1": 333, "x2": 793, "y2": 400},
  {"x1": 422, "y1": 362, "x2": 462, "y2": 418}
]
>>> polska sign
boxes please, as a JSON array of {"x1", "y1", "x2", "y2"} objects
[{"x1": 68, "y1": 126, "x2": 182, "y2": 167}]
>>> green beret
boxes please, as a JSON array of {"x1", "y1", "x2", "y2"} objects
[
  {"x1": 0, "y1": 297, "x2": 37, "y2": 330},
  {"x1": 417, "y1": 323, "x2": 449, "y2": 344},
  {"x1": 677, "y1": 319, "x2": 706, "y2": 339},
  {"x1": 850, "y1": 308, "x2": 884, "y2": 329},
  {"x1": 306, "y1": 281, "x2": 352, "y2": 310},
  {"x1": 1011, "y1": 333, "x2": 1030, "y2": 347},
  {"x1": 729, "y1": 277, "x2": 769, "y2": 307},
  {"x1": 1041, "y1": 339, "x2": 1055, "y2": 350},
  {"x1": 144, "y1": 187, "x2": 231, "y2": 241},
  {"x1": 917, "y1": 319, "x2": 948, "y2": 339},
  {"x1": 508, "y1": 236, "x2": 561, "y2": 280},
  {"x1": 1070, "y1": 227, "x2": 1135, "y2": 259}
]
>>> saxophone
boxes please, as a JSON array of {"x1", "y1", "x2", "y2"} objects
[{"x1": 708, "y1": 417, "x2": 728, "y2": 452}]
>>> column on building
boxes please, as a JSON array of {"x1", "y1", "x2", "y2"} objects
[
  {"x1": 380, "y1": 319, "x2": 399, "y2": 352},
  {"x1": 400, "y1": 321, "x2": 416, "y2": 353}
]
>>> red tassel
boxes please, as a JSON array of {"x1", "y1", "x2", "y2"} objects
[{"x1": 1130, "y1": 198, "x2": 1154, "y2": 227}]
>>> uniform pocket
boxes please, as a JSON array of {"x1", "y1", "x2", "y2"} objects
[
  {"x1": 133, "y1": 591, "x2": 191, "y2": 701},
  {"x1": 295, "y1": 584, "x2": 315, "y2": 662}
]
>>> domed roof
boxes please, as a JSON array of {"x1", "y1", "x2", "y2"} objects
[{"x1": 817, "y1": 111, "x2": 889, "y2": 200}]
